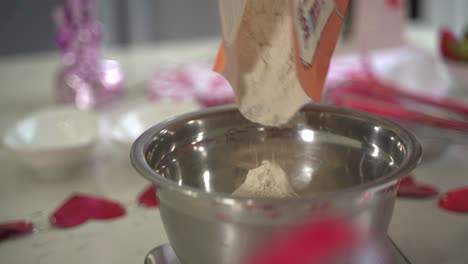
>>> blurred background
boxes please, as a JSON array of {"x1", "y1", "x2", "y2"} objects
[
  {"x1": 1, "y1": 1, "x2": 468, "y2": 264},
  {"x1": 1, "y1": 0, "x2": 467, "y2": 56}
]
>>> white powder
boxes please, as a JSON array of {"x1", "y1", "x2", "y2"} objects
[
  {"x1": 224, "y1": 0, "x2": 308, "y2": 126},
  {"x1": 232, "y1": 160, "x2": 298, "y2": 198}
]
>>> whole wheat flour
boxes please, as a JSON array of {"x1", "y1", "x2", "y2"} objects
[
  {"x1": 232, "y1": 160, "x2": 298, "y2": 198},
  {"x1": 224, "y1": 0, "x2": 309, "y2": 126}
]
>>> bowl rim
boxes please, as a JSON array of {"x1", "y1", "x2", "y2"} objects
[{"x1": 131, "y1": 104, "x2": 422, "y2": 204}]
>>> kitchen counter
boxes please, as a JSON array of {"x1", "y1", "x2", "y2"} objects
[{"x1": 1, "y1": 24, "x2": 467, "y2": 264}]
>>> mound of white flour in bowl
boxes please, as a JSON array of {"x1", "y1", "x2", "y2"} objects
[{"x1": 232, "y1": 160, "x2": 298, "y2": 198}]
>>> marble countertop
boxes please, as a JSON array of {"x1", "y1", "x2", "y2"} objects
[{"x1": 1, "y1": 24, "x2": 468, "y2": 264}]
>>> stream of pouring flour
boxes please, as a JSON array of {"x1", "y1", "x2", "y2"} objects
[{"x1": 218, "y1": 0, "x2": 349, "y2": 198}]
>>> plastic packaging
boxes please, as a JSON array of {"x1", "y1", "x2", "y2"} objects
[{"x1": 215, "y1": 0, "x2": 350, "y2": 102}]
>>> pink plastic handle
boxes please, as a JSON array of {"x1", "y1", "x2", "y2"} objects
[
  {"x1": 328, "y1": 73, "x2": 468, "y2": 131},
  {"x1": 350, "y1": 76, "x2": 468, "y2": 116},
  {"x1": 332, "y1": 94, "x2": 468, "y2": 131},
  {"x1": 356, "y1": 56, "x2": 468, "y2": 116}
]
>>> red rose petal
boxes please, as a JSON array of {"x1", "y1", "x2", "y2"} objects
[
  {"x1": 0, "y1": 221, "x2": 34, "y2": 241},
  {"x1": 138, "y1": 185, "x2": 159, "y2": 208},
  {"x1": 246, "y1": 217, "x2": 360, "y2": 264},
  {"x1": 50, "y1": 194, "x2": 126, "y2": 229},
  {"x1": 397, "y1": 176, "x2": 439, "y2": 198},
  {"x1": 439, "y1": 187, "x2": 468, "y2": 213}
]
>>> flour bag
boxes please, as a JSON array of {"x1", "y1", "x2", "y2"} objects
[{"x1": 214, "y1": 0, "x2": 350, "y2": 126}]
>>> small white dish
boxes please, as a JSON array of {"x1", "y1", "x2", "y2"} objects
[
  {"x1": 111, "y1": 100, "x2": 200, "y2": 152},
  {"x1": 2, "y1": 106, "x2": 99, "y2": 177},
  {"x1": 445, "y1": 60, "x2": 468, "y2": 92}
]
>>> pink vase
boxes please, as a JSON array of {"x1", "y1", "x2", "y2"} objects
[{"x1": 56, "y1": 59, "x2": 124, "y2": 110}]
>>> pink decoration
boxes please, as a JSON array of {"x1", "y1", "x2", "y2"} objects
[
  {"x1": 147, "y1": 64, "x2": 234, "y2": 107},
  {"x1": 50, "y1": 194, "x2": 126, "y2": 229},
  {"x1": 55, "y1": 59, "x2": 124, "y2": 109},
  {"x1": 53, "y1": 0, "x2": 124, "y2": 109},
  {"x1": 397, "y1": 176, "x2": 439, "y2": 198}
]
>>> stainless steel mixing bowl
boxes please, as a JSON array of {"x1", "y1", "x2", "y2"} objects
[{"x1": 131, "y1": 104, "x2": 421, "y2": 264}]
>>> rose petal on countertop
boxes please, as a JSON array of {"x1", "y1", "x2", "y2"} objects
[
  {"x1": 397, "y1": 176, "x2": 439, "y2": 198},
  {"x1": 439, "y1": 187, "x2": 468, "y2": 213},
  {"x1": 50, "y1": 194, "x2": 126, "y2": 229},
  {"x1": 138, "y1": 185, "x2": 159, "y2": 208}
]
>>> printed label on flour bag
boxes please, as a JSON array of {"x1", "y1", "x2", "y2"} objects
[
  {"x1": 214, "y1": 0, "x2": 349, "y2": 103},
  {"x1": 291, "y1": 0, "x2": 349, "y2": 101},
  {"x1": 293, "y1": 0, "x2": 341, "y2": 65}
]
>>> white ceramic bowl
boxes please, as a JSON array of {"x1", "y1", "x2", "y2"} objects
[
  {"x1": 111, "y1": 100, "x2": 200, "y2": 152},
  {"x1": 3, "y1": 106, "x2": 99, "y2": 177},
  {"x1": 445, "y1": 60, "x2": 468, "y2": 91}
]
